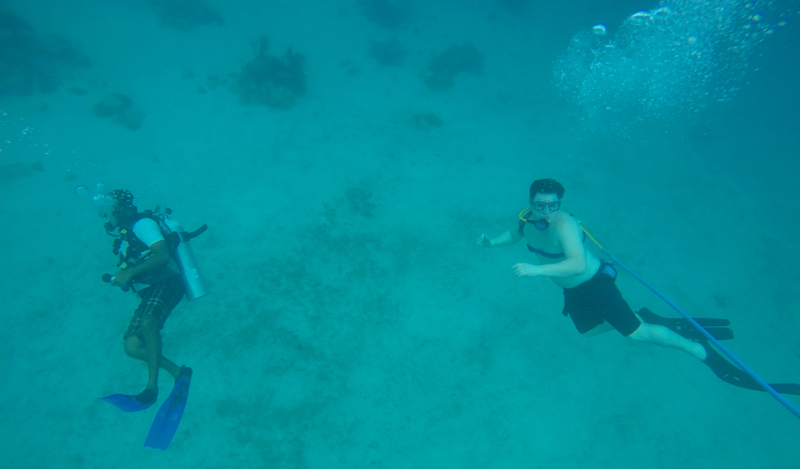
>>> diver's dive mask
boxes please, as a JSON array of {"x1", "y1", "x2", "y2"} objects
[{"x1": 95, "y1": 189, "x2": 136, "y2": 232}]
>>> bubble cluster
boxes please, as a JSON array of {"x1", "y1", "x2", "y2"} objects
[
  {"x1": 553, "y1": 1, "x2": 787, "y2": 132},
  {"x1": 74, "y1": 182, "x2": 109, "y2": 199},
  {"x1": 0, "y1": 110, "x2": 47, "y2": 157}
]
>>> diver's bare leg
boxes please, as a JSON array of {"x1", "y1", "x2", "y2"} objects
[{"x1": 124, "y1": 319, "x2": 181, "y2": 381}]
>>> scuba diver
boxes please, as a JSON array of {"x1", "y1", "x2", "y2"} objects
[
  {"x1": 95, "y1": 189, "x2": 207, "y2": 449},
  {"x1": 99, "y1": 189, "x2": 187, "y2": 404},
  {"x1": 477, "y1": 178, "x2": 800, "y2": 395}
]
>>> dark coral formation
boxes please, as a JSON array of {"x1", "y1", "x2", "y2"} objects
[
  {"x1": 232, "y1": 36, "x2": 307, "y2": 110},
  {"x1": 368, "y1": 39, "x2": 406, "y2": 67},
  {"x1": 147, "y1": 0, "x2": 224, "y2": 30},
  {"x1": 357, "y1": 0, "x2": 411, "y2": 29},
  {"x1": 344, "y1": 186, "x2": 377, "y2": 218},
  {"x1": 423, "y1": 43, "x2": 483, "y2": 90},
  {"x1": 410, "y1": 112, "x2": 443, "y2": 130},
  {"x1": 0, "y1": 160, "x2": 45, "y2": 183},
  {"x1": 0, "y1": 8, "x2": 89, "y2": 97},
  {"x1": 92, "y1": 93, "x2": 145, "y2": 130},
  {"x1": 321, "y1": 184, "x2": 379, "y2": 225},
  {"x1": 339, "y1": 59, "x2": 361, "y2": 76}
]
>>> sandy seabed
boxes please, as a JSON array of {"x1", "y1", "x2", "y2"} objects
[{"x1": 1, "y1": 1, "x2": 799, "y2": 468}]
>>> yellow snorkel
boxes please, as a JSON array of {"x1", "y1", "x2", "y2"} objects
[{"x1": 581, "y1": 225, "x2": 603, "y2": 250}]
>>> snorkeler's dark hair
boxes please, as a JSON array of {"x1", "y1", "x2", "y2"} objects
[{"x1": 530, "y1": 179, "x2": 565, "y2": 199}]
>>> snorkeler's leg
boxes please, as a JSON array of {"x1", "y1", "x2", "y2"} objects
[
  {"x1": 581, "y1": 321, "x2": 615, "y2": 337},
  {"x1": 628, "y1": 322, "x2": 707, "y2": 361}
]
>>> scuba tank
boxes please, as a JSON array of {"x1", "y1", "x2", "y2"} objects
[{"x1": 152, "y1": 207, "x2": 209, "y2": 301}]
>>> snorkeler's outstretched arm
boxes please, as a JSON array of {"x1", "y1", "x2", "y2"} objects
[{"x1": 477, "y1": 228, "x2": 523, "y2": 248}]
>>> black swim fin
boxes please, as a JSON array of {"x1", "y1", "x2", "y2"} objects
[
  {"x1": 637, "y1": 308, "x2": 734, "y2": 341},
  {"x1": 701, "y1": 341, "x2": 800, "y2": 395}
]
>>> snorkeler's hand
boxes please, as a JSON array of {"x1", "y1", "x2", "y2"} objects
[
  {"x1": 512, "y1": 263, "x2": 539, "y2": 277},
  {"x1": 476, "y1": 234, "x2": 491, "y2": 247}
]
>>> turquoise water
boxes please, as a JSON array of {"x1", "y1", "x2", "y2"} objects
[{"x1": 1, "y1": 0, "x2": 799, "y2": 467}]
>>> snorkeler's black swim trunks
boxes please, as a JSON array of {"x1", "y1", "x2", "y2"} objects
[
  {"x1": 562, "y1": 262, "x2": 641, "y2": 336},
  {"x1": 123, "y1": 276, "x2": 184, "y2": 340}
]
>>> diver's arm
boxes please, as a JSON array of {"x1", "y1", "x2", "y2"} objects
[
  {"x1": 477, "y1": 229, "x2": 522, "y2": 248},
  {"x1": 512, "y1": 222, "x2": 586, "y2": 278},
  {"x1": 111, "y1": 240, "x2": 171, "y2": 286}
]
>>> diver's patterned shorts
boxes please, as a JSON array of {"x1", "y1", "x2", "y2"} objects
[{"x1": 123, "y1": 276, "x2": 184, "y2": 340}]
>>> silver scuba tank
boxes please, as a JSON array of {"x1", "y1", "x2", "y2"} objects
[{"x1": 158, "y1": 213, "x2": 209, "y2": 301}]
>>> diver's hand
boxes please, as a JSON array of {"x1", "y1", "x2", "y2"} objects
[
  {"x1": 512, "y1": 263, "x2": 540, "y2": 277},
  {"x1": 111, "y1": 269, "x2": 134, "y2": 287},
  {"x1": 476, "y1": 234, "x2": 492, "y2": 247}
]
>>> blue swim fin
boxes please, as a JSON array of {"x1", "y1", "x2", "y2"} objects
[
  {"x1": 99, "y1": 393, "x2": 155, "y2": 413},
  {"x1": 144, "y1": 366, "x2": 193, "y2": 450}
]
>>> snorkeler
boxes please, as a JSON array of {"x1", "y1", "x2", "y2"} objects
[{"x1": 477, "y1": 178, "x2": 800, "y2": 394}]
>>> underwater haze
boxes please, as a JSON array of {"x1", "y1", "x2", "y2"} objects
[{"x1": 1, "y1": 0, "x2": 799, "y2": 467}]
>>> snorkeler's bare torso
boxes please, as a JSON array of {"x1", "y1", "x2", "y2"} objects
[{"x1": 523, "y1": 213, "x2": 601, "y2": 289}]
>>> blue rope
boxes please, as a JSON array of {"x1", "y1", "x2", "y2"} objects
[{"x1": 604, "y1": 249, "x2": 800, "y2": 420}]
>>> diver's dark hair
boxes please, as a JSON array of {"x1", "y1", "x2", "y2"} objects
[
  {"x1": 109, "y1": 189, "x2": 134, "y2": 208},
  {"x1": 530, "y1": 179, "x2": 565, "y2": 199},
  {"x1": 108, "y1": 189, "x2": 138, "y2": 225}
]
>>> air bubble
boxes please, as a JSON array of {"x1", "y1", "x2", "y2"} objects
[{"x1": 553, "y1": 0, "x2": 782, "y2": 133}]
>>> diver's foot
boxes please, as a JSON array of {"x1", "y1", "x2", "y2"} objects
[
  {"x1": 176, "y1": 366, "x2": 193, "y2": 382},
  {"x1": 134, "y1": 388, "x2": 158, "y2": 405},
  {"x1": 167, "y1": 366, "x2": 181, "y2": 380}
]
